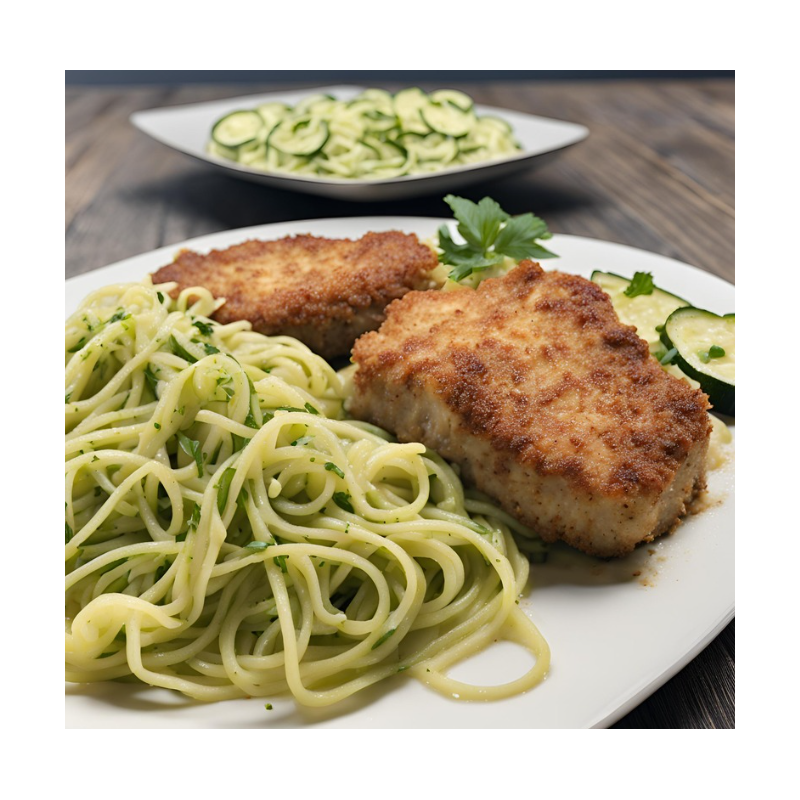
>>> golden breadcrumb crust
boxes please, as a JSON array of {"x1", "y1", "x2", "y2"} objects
[
  {"x1": 351, "y1": 260, "x2": 711, "y2": 556},
  {"x1": 152, "y1": 231, "x2": 438, "y2": 359}
]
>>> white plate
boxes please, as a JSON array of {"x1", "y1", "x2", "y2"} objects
[
  {"x1": 130, "y1": 85, "x2": 589, "y2": 201},
  {"x1": 65, "y1": 218, "x2": 734, "y2": 729}
]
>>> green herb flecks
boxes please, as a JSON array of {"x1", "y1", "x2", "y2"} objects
[
  {"x1": 216, "y1": 467, "x2": 236, "y2": 513},
  {"x1": 700, "y1": 344, "x2": 726, "y2": 363},
  {"x1": 244, "y1": 540, "x2": 269, "y2": 552},
  {"x1": 333, "y1": 491, "x2": 354, "y2": 513},
  {"x1": 276, "y1": 404, "x2": 317, "y2": 415},
  {"x1": 438, "y1": 195, "x2": 557, "y2": 283},
  {"x1": 170, "y1": 335, "x2": 198, "y2": 364},
  {"x1": 324, "y1": 462, "x2": 345, "y2": 479},
  {"x1": 177, "y1": 432, "x2": 204, "y2": 477},
  {"x1": 193, "y1": 319, "x2": 215, "y2": 337},
  {"x1": 371, "y1": 628, "x2": 396, "y2": 650},
  {"x1": 108, "y1": 308, "x2": 131, "y2": 324},
  {"x1": 181, "y1": 503, "x2": 202, "y2": 539},
  {"x1": 144, "y1": 365, "x2": 160, "y2": 397},
  {"x1": 623, "y1": 272, "x2": 655, "y2": 298},
  {"x1": 273, "y1": 555, "x2": 289, "y2": 573}
]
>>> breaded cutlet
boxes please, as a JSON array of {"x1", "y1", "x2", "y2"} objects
[
  {"x1": 151, "y1": 231, "x2": 438, "y2": 360},
  {"x1": 349, "y1": 260, "x2": 711, "y2": 558}
]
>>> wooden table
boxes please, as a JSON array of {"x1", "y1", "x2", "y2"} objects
[{"x1": 66, "y1": 78, "x2": 735, "y2": 728}]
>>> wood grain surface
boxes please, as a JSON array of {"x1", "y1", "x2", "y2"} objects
[{"x1": 65, "y1": 78, "x2": 735, "y2": 729}]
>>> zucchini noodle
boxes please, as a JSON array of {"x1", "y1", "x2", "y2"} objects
[{"x1": 65, "y1": 281, "x2": 549, "y2": 706}]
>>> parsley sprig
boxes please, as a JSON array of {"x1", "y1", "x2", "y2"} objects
[
  {"x1": 623, "y1": 272, "x2": 655, "y2": 298},
  {"x1": 438, "y1": 195, "x2": 557, "y2": 283}
]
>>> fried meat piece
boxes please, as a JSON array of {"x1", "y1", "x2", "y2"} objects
[
  {"x1": 151, "y1": 232, "x2": 438, "y2": 360},
  {"x1": 350, "y1": 260, "x2": 711, "y2": 558}
]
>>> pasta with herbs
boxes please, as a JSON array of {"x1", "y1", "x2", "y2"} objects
[{"x1": 65, "y1": 280, "x2": 549, "y2": 706}]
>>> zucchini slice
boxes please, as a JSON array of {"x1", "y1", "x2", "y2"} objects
[
  {"x1": 429, "y1": 89, "x2": 474, "y2": 112},
  {"x1": 256, "y1": 102, "x2": 289, "y2": 130},
  {"x1": 660, "y1": 308, "x2": 735, "y2": 415},
  {"x1": 393, "y1": 88, "x2": 431, "y2": 135},
  {"x1": 211, "y1": 110, "x2": 264, "y2": 149},
  {"x1": 268, "y1": 116, "x2": 329, "y2": 156},
  {"x1": 591, "y1": 271, "x2": 690, "y2": 350},
  {"x1": 422, "y1": 103, "x2": 475, "y2": 138},
  {"x1": 404, "y1": 133, "x2": 458, "y2": 164}
]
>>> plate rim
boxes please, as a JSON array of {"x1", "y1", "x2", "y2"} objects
[
  {"x1": 66, "y1": 217, "x2": 734, "y2": 729},
  {"x1": 65, "y1": 216, "x2": 735, "y2": 295}
]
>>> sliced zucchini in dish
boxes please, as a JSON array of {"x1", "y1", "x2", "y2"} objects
[
  {"x1": 591, "y1": 270, "x2": 690, "y2": 350},
  {"x1": 660, "y1": 308, "x2": 735, "y2": 415},
  {"x1": 422, "y1": 103, "x2": 475, "y2": 138},
  {"x1": 404, "y1": 133, "x2": 458, "y2": 164},
  {"x1": 429, "y1": 89, "x2": 474, "y2": 112},
  {"x1": 478, "y1": 115, "x2": 513, "y2": 134},
  {"x1": 360, "y1": 109, "x2": 398, "y2": 133},
  {"x1": 208, "y1": 88, "x2": 520, "y2": 178},
  {"x1": 211, "y1": 110, "x2": 264, "y2": 149},
  {"x1": 393, "y1": 88, "x2": 430, "y2": 135},
  {"x1": 256, "y1": 102, "x2": 289, "y2": 130},
  {"x1": 268, "y1": 116, "x2": 329, "y2": 156},
  {"x1": 359, "y1": 88, "x2": 395, "y2": 112}
]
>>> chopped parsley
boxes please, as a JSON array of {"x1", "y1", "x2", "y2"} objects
[
  {"x1": 623, "y1": 271, "x2": 655, "y2": 298},
  {"x1": 371, "y1": 628, "x2": 396, "y2": 650},
  {"x1": 216, "y1": 467, "x2": 236, "y2": 513},
  {"x1": 188, "y1": 503, "x2": 201, "y2": 531},
  {"x1": 273, "y1": 555, "x2": 289, "y2": 573},
  {"x1": 324, "y1": 462, "x2": 345, "y2": 479},
  {"x1": 177, "y1": 432, "x2": 204, "y2": 477},
  {"x1": 108, "y1": 308, "x2": 130, "y2": 324},
  {"x1": 700, "y1": 344, "x2": 727, "y2": 363},
  {"x1": 333, "y1": 491, "x2": 354, "y2": 513},
  {"x1": 193, "y1": 319, "x2": 215, "y2": 337},
  {"x1": 170, "y1": 335, "x2": 198, "y2": 364},
  {"x1": 143, "y1": 365, "x2": 160, "y2": 396}
]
